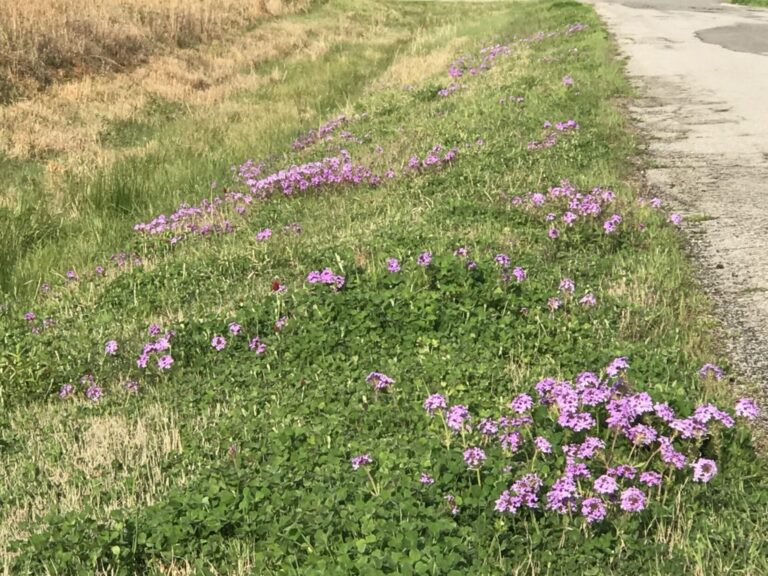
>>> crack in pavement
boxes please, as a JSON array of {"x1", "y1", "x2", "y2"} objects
[{"x1": 588, "y1": 0, "x2": 768, "y2": 423}]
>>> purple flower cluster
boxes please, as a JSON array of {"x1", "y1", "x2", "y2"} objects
[
  {"x1": 366, "y1": 371, "x2": 395, "y2": 391},
  {"x1": 292, "y1": 115, "x2": 348, "y2": 150},
  {"x1": 407, "y1": 144, "x2": 459, "y2": 173},
  {"x1": 698, "y1": 363, "x2": 723, "y2": 381},
  {"x1": 463, "y1": 447, "x2": 487, "y2": 468},
  {"x1": 351, "y1": 454, "x2": 373, "y2": 470},
  {"x1": 249, "y1": 337, "x2": 267, "y2": 354},
  {"x1": 86, "y1": 384, "x2": 103, "y2": 402},
  {"x1": 438, "y1": 83, "x2": 462, "y2": 97},
  {"x1": 423, "y1": 394, "x2": 447, "y2": 415},
  {"x1": 448, "y1": 44, "x2": 511, "y2": 79},
  {"x1": 496, "y1": 473, "x2": 543, "y2": 513},
  {"x1": 306, "y1": 268, "x2": 345, "y2": 290},
  {"x1": 136, "y1": 328, "x2": 176, "y2": 371},
  {"x1": 211, "y1": 335, "x2": 227, "y2": 351},
  {"x1": 421, "y1": 360, "x2": 755, "y2": 523},
  {"x1": 507, "y1": 180, "x2": 629, "y2": 245},
  {"x1": 528, "y1": 120, "x2": 579, "y2": 151}
]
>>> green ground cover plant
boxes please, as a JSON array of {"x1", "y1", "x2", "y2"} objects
[
  {"x1": 1, "y1": 1, "x2": 767, "y2": 574},
  {"x1": 731, "y1": 0, "x2": 768, "y2": 7}
]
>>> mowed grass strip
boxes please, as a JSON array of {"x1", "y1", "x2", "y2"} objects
[{"x1": 1, "y1": 0, "x2": 767, "y2": 574}]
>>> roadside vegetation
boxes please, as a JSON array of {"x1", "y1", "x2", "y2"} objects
[
  {"x1": 1, "y1": 0, "x2": 767, "y2": 574},
  {"x1": 731, "y1": 0, "x2": 768, "y2": 7}
]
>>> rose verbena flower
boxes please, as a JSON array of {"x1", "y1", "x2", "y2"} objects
[
  {"x1": 366, "y1": 372, "x2": 395, "y2": 391},
  {"x1": 463, "y1": 447, "x2": 486, "y2": 468},
  {"x1": 351, "y1": 454, "x2": 373, "y2": 470}
]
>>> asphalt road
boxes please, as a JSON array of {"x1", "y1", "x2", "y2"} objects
[{"x1": 589, "y1": 0, "x2": 768, "y2": 413}]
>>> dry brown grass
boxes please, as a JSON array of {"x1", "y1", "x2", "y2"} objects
[
  {"x1": 0, "y1": 0, "x2": 313, "y2": 102},
  {"x1": 0, "y1": 402, "x2": 183, "y2": 567}
]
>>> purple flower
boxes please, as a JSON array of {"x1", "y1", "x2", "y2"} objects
[
  {"x1": 512, "y1": 267, "x2": 527, "y2": 282},
  {"x1": 605, "y1": 357, "x2": 629, "y2": 377},
  {"x1": 562, "y1": 75, "x2": 574, "y2": 87},
  {"x1": 444, "y1": 493, "x2": 460, "y2": 515},
  {"x1": 24, "y1": 311, "x2": 36, "y2": 322},
  {"x1": 669, "y1": 213, "x2": 683, "y2": 226},
  {"x1": 417, "y1": 251, "x2": 433, "y2": 267},
  {"x1": 86, "y1": 384, "x2": 103, "y2": 402},
  {"x1": 593, "y1": 474, "x2": 618, "y2": 495},
  {"x1": 211, "y1": 336, "x2": 227, "y2": 351},
  {"x1": 509, "y1": 393, "x2": 533, "y2": 414},
  {"x1": 654, "y1": 402, "x2": 676, "y2": 422},
  {"x1": 548, "y1": 297, "x2": 561, "y2": 311},
  {"x1": 735, "y1": 398, "x2": 760, "y2": 420},
  {"x1": 603, "y1": 214, "x2": 622, "y2": 233},
  {"x1": 698, "y1": 363, "x2": 723, "y2": 381},
  {"x1": 499, "y1": 431, "x2": 523, "y2": 452},
  {"x1": 249, "y1": 337, "x2": 267, "y2": 354},
  {"x1": 495, "y1": 254, "x2": 510, "y2": 268},
  {"x1": 228, "y1": 322, "x2": 241, "y2": 335},
  {"x1": 659, "y1": 436, "x2": 688, "y2": 469},
  {"x1": 157, "y1": 355, "x2": 174, "y2": 370},
  {"x1": 59, "y1": 384, "x2": 75, "y2": 399},
  {"x1": 548, "y1": 228, "x2": 560, "y2": 239},
  {"x1": 463, "y1": 446, "x2": 487, "y2": 468},
  {"x1": 66, "y1": 270, "x2": 78, "y2": 281},
  {"x1": 95, "y1": 265, "x2": 105, "y2": 275},
  {"x1": 148, "y1": 323, "x2": 162, "y2": 336},
  {"x1": 609, "y1": 464, "x2": 637, "y2": 480},
  {"x1": 639, "y1": 471, "x2": 663, "y2": 487},
  {"x1": 387, "y1": 258, "x2": 401, "y2": 273},
  {"x1": 256, "y1": 228, "x2": 272, "y2": 241},
  {"x1": 581, "y1": 497, "x2": 606, "y2": 523},
  {"x1": 669, "y1": 417, "x2": 707, "y2": 439},
  {"x1": 626, "y1": 424, "x2": 658, "y2": 446},
  {"x1": 619, "y1": 487, "x2": 646, "y2": 512},
  {"x1": 123, "y1": 380, "x2": 139, "y2": 393},
  {"x1": 420, "y1": 473, "x2": 435, "y2": 485},
  {"x1": 104, "y1": 340, "x2": 118, "y2": 356},
  {"x1": 446, "y1": 405, "x2": 471, "y2": 432},
  {"x1": 579, "y1": 293, "x2": 597, "y2": 307},
  {"x1": 546, "y1": 475, "x2": 578, "y2": 514},
  {"x1": 366, "y1": 371, "x2": 395, "y2": 391},
  {"x1": 565, "y1": 462, "x2": 591, "y2": 479},
  {"x1": 534, "y1": 436, "x2": 553, "y2": 454},
  {"x1": 454, "y1": 247, "x2": 468, "y2": 257},
  {"x1": 577, "y1": 437, "x2": 605, "y2": 459},
  {"x1": 559, "y1": 278, "x2": 576, "y2": 294},
  {"x1": 307, "y1": 268, "x2": 345, "y2": 290},
  {"x1": 692, "y1": 458, "x2": 717, "y2": 483},
  {"x1": 275, "y1": 316, "x2": 288, "y2": 331},
  {"x1": 351, "y1": 454, "x2": 373, "y2": 470},
  {"x1": 423, "y1": 394, "x2": 447, "y2": 415}
]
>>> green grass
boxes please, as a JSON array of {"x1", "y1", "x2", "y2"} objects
[
  {"x1": 1, "y1": 0, "x2": 767, "y2": 574},
  {"x1": 731, "y1": 0, "x2": 768, "y2": 6},
  {"x1": 0, "y1": 0, "x2": 476, "y2": 298}
]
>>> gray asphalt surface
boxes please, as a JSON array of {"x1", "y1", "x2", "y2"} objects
[{"x1": 588, "y1": 0, "x2": 768, "y2": 416}]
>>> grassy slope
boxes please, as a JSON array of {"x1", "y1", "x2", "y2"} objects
[
  {"x1": 731, "y1": 0, "x2": 768, "y2": 6},
  {"x1": 0, "y1": 0, "x2": 465, "y2": 298},
  {"x1": 2, "y1": 0, "x2": 768, "y2": 574}
]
